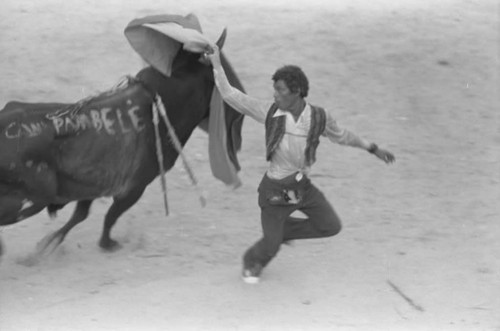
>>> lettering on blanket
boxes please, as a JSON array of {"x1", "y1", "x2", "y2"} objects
[
  {"x1": 5, "y1": 121, "x2": 48, "y2": 139},
  {"x1": 4, "y1": 104, "x2": 145, "y2": 139}
]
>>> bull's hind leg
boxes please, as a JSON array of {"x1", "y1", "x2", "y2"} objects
[
  {"x1": 36, "y1": 200, "x2": 93, "y2": 255},
  {"x1": 0, "y1": 196, "x2": 46, "y2": 226},
  {"x1": 99, "y1": 187, "x2": 146, "y2": 251},
  {"x1": 0, "y1": 195, "x2": 47, "y2": 259}
]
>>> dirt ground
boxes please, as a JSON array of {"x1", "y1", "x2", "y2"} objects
[{"x1": 0, "y1": 0, "x2": 499, "y2": 330}]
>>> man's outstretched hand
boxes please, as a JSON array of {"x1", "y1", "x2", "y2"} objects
[
  {"x1": 205, "y1": 45, "x2": 221, "y2": 68},
  {"x1": 374, "y1": 147, "x2": 396, "y2": 164}
]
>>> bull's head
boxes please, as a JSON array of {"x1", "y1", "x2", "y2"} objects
[{"x1": 126, "y1": 14, "x2": 245, "y2": 187}]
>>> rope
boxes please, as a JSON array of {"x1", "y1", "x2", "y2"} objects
[
  {"x1": 154, "y1": 95, "x2": 207, "y2": 208},
  {"x1": 152, "y1": 100, "x2": 169, "y2": 216}
]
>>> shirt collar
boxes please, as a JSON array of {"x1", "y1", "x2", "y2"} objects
[
  {"x1": 272, "y1": 104, "x2": 310, "y2": 118},
  {"x1": 273, "y1": 109, "x2": 288, "y2": 117}
]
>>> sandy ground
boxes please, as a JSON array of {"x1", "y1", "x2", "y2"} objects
[{"x1": 0, "y1": 0, "x2": 499, "y2": 330}]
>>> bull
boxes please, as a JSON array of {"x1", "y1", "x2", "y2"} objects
[{"x1": 0, "y1": 24, "x2": 244, "y2": 258}]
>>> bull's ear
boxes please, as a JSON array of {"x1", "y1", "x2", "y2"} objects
[{"x1": 215, "y1": 28, "x2": 227, "y2": 50}]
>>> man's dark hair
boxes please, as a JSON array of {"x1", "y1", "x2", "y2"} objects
[{"x1": 272, "y1": 65, "x2": 309, "y2": 98}]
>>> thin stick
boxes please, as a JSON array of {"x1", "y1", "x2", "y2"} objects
[
  {"x1": 387, "y1": 280, "x2": 424, "y2": 312},
  {"x1": 152, "y1": 101, "x2": 169, "y2": 216},
  {"x1": 155, "y1": 95, "x2": 206, "y2": 207}
]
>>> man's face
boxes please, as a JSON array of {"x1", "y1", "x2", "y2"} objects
[{"x1": 273, "y1": 80, "x2": 301, "y2": 110}]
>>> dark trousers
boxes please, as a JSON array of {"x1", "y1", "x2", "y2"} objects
[{"x1": 243, "y1": 173, "x2": 342, "y2": 269}]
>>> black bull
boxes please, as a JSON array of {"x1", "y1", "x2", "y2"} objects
[{"x1": 0, "y1": 45, "x2": 244, "y2": 257}]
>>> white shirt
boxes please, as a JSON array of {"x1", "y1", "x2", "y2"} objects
[
  {"x1": 213, "y1": 67, "x2": 368, "y2": 180},
  {"x1": 268, "y1": 107, "x2": 309, "y2": 179}
]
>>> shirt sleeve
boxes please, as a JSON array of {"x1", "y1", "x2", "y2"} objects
[
  {"x1": 323, "y1": 109, "x2": 370, "y2": 150},
  {"x1": 212, "y1": 66, "x2": 270, "y2": 124}
]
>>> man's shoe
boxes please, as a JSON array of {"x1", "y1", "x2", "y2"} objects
[{"x1": 242, "y1": 263, "x2": 263, "y2": 284}]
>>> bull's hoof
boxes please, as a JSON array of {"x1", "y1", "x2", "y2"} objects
[
  {"x1": 36, "y1": 232, "x2": 63, "y2": 256},
  {"x1": 99, "y1": 238, "x2": 122, "y2": 252}
]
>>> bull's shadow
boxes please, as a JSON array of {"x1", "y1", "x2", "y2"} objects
[{"x1": 0, "y1": 29, "x2": 244, "y2": 259}]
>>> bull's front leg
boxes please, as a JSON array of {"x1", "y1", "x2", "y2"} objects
[{"x1": 99, "y1": 186, "x2": 146, "y2": 251}]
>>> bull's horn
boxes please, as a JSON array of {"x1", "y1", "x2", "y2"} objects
[{"x1": 216, "y1": 28, "x2": 227, "y2": 49}]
